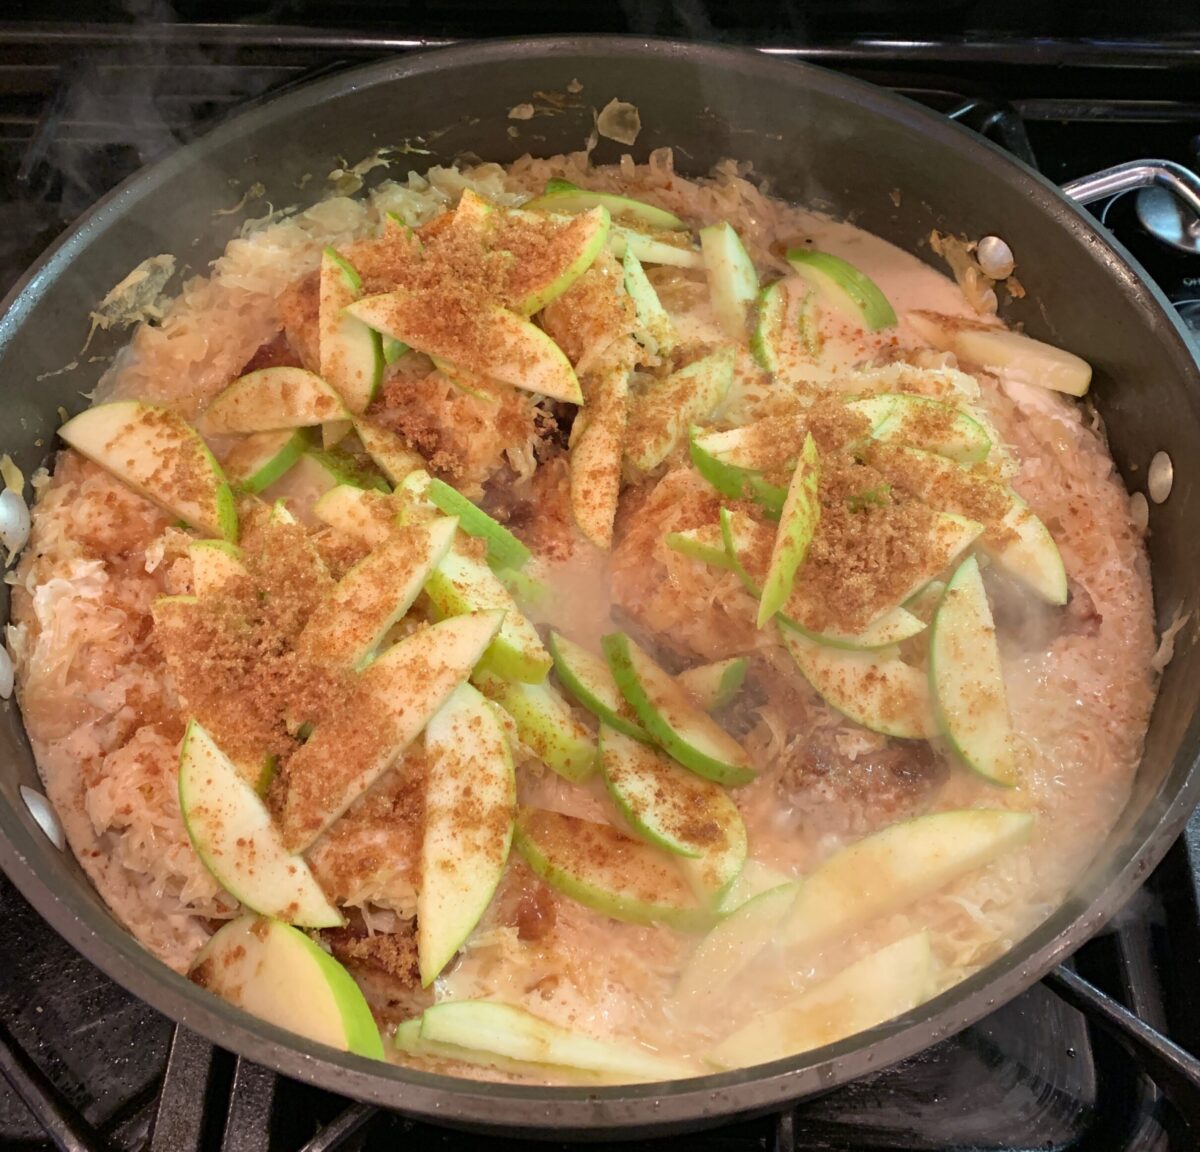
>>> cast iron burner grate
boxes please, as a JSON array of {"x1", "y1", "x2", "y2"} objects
[{"x1": 1, "y1": 18, "x2": 1199, "y2": 1152}]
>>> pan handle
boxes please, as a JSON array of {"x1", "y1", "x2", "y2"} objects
[{"x1": 1061, "y1": 159, "x2": 1200, "y2": 227}]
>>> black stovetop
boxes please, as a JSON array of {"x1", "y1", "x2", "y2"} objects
[{"x1": 1, "y1": 13, "x2": 1199, "y2": 1152}]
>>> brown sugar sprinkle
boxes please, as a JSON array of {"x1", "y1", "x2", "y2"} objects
[
  {"x1": 604, "y1": 744, "x2": 727, "y2": 851},
  {"x1": 322, "y1": 917, "x2": 421, "y2": 987},
  {"x1": 276, "y1": 271, "x2": 321, "y2": 372},
  {"x1": 514, "y1": 878, "x2": 558, "y2": 943},
  {"x1": 101, "y1": 406, "x2": 215, "y2": 519}
]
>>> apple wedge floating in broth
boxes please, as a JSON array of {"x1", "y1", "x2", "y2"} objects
[
  {"x1": 189, "y1": 916, "x2": 384, "y2": 1059},
  {"x1": 786, "y1": 248, "x2": 897, "y2": 331},
  {"x1": 523, "y1": 177, "x2": 687, "y2": 231},
  {"x1": 58, "y1": 401, "x2": 238, "y2": 540},
  {"x1": 179, "y1": 721, "x2": 343, "y2": 928},
  {"x1": 280, "y1": 610, "x2": 504, "y2": 852},
  {"x1": 676, "y1": 657, "x2": 748, "y2": 712},
  {"x1": 419, "y1": 683, "x2": 516, "y2": 986},
  {"x1": 757, "y1": 433, "x2": 820, "y2": 628},
  {"x1": 548, "y1": 631, "x2": 648, "y2": 741}
]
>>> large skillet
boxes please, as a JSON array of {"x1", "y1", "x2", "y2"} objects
[{"x1": 0, "y1": 36, "x2": 1198, "y2": 1140}]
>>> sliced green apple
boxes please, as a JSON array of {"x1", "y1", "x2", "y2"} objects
[
  {"x1": 346, "y1": 292, "x2": 583, "y2": 405},
  {"x1": 570, "y1": 363, "x2": 630, "y2": 549},
  {"x1": 524, "y1": 178, "x2": 687, "y2": 232},
  {"x1": 224, "y1": 428, "x2": 310, "y2": 494},
  {"x1": 281, "y1": 610, "x2": 504, "y2": 851},
  {"x1": 689, "y1": 421, "x2": 795, "y2": 516},
  {"x1": 179, "y1": 721, "x2": 343, "y2": 928},
  {"x1": 608, "y1": 225, "x2": 704, "y2": 269},
  {"x1": 720, "y1": 508, "x2": 927, "y2": 650},
  {"x1": 419, "y1": 683, "x2": 516, "y2": 985},
  {"x1": 426, "y1": 544, "x2": 551, "y2": 683},
  {"x1": 495, "y1": 565, "x2": 552, "y2": 608},
  {"x1": 603, "y1": 632, "x2": 755, "y2": 787},
  {"x1": 513, "y1": 807, "x2": 713, "y2": 932},
  {"x1": 930, "y1": 554, "x2": 1017, "y2": 785},
  {"x1": 189, "y1": 915, "x2": 383, "y2": 1059},
  {"x1": 475, "y1": 670, "x2": 597, "y2": 782},
  {"x1": 665, "y1": 522, "x2": 734, "y2": 571},
  {"x1": 547, "y1": 630, "x2": 648, "y2": 741},
  {"x1": 512, "y1": 206, "x2": 610, "y2": 315},
  {"x1": 352, "y1": 417, "x2": 424, "y2": 485},
  {"x1": 188, "y1": 539, "x2": 246, "y2": 597},
  {"x1": 600, "y1": 725, "x2": 743, "y2": 859},
  {"x1": 866, "y1": 444, "x2": 1066, "y2": 604},
  {"x1": 750, "y1": 279, "x2": 787, "y2": 374},
  {"x1": 419, "y1": 1000, "x2": 694, "y2": 1081},
  {"x1": 624, "y1": 345, "x2": 736, "y2": 474},
  {"x1": 779, "y1": 808, "x2": 1034, "y2": 951},
  {"x1": 426, "y1": 478, "x2": 531, "y2": 570},
  {"x1": 717, "y1": 858, "x2": 796, "y2": 914},
  {"x1": 847, "y1": 394, "x2": 991, "y2": 464},
  {"x1": 312, "y1": 483, "x2": 396, "y2": 547},
  {"x1": 700, "y1": 222, "x2": 759, "y2": 340},
  {"x1": 757, "y1": 433, "x2": 820, "y2": 627},
  {"x1": 58, "y1": 400, "x2": 237, "y2": 540},
  {"x1": 676, "y1": 657, "x2": 748, "y2": 712},
  {"x1": 907, "y1": 310, "x2": 1092, "y2": 397},
  {"x1": 674, "y1": 882, "x2": 799, "y2": 1005},
  {"x1": 780, "y1": 629, "x2": 936, "y2": 740},
  {"x1": 623, "y1": 248, "x2": 677, "y2": 356},
  {"x1": 296, "y1": 518, "x2": 457, "y2": 673},
  {"x1": 706, "y1": 931, "x2": 936, "y2": 1069},
  {"x1": 786, "y1": 248, "x2": 896, "y2": 331},
  {"x1": 202, "y1": 367, "x2": 350, "y2": 435},
  {"x1": 319, "y1": 247, "x2": 383, "y2": 414}
]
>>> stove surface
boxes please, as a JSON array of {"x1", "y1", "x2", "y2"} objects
[{"x1": 0, "y1": 16, "x2": 1198, "y2": 1152}]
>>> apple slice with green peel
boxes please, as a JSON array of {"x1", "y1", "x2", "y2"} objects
[
  {"x1": 676, "y1": 657, "x2": 748, "y2": 712},
  {"x1": 419, "y1": 683, "x2": 516, "y2": 986},
  {"x1": 750, "y1": 279, "x2": 788, "y2": 373},
  {"x1": 706, "y1": 931, "x2": 936, "y2": 1070},
  {"x1": 525, "y1": 178, "x2": 687, "y2": 232},
  {"x1": 294, "y1": 448, "x2": 390, "y2": 495},
  {"x1": 418, "y1": 1000, "x2": 695, "y2": 1081},
  {"x1": 514, "y1": 807, "x2": 713, "y2": 932},
  {"x1": 382, "y1": 336, "x2": 408, "y2": 364},
  {"x1": 312, "y1": 483, "x2": 395, "y2": 547},
  {"x1": 58, "y1": 401, "x2": 238, "y2": 540},
  {"x1": 297, "y1": 518, "x2": 457, "y2": 673},
  {"x1": 624, "y1": 345, "x2": 736, "y2": 474},
  {"x1": 425, "y1": 545, "x2": 551, "y2": 683},
  {"x1": 930, "y1": 555, "x2": 1017, "y2": 785},
  {"x1": 866, "y1": 444, "x2": 1066, "y2": 604},
  {"x1": 720, "y1": 508, "x2": 927, "y2": 650},
  {"x1": 224, "y1": 428, "x2": 311, "y2": 494},
  {"x1": 717, "y1": 858, "x2": 796, "y2": 914},
  {"x1": 602, "y1": 632, "x2": 755, "y2": 787},
  {"x1": 600, "y1": 726, "x2": 745, "y2": 861},
  {"x1": 665, "y1": 523, "x2": 734, "y2": 571},
  {"x1": 352, "y1": 417, "x2": 424, "y2": 485},
  {"x1": 623, "y1": 248, "x2": 677, "y2": 356},
  {"x1": 689, "y1": 422, "x2": 795, "y2": 516},
  {"x1": 548, "y1": 631, "x2": 648, "y2": 741},
  {"x1": 847, "y1": 394, "x2": 991, "y2": 464},
  {"x1": 780, "y1": 630, "x2": 936, "y2": 740},
  {"x1": 425, "y1": 478, "x2": 531, "y2": 570},
  {"x1": 608, "y1": 225, "x2": 704, "y2": 269},
  {"x1": 346, "y1": 292, "x2": 583, "y2": 405},
  {"x1": 188, "y1": 539, "x2": 246, "y2": 597},
  {"x1": 907, "y1": 310, "x2": 1091, "y2": 397},
  {"x1": 570, "y1": 363, "x2": 630, "y2": 549},
  {"x1": 474, "y1": 670, "x2": 597, "y2": 782},
  {"x1": 511, "y1": 206, "x2": 610, "y2": 315},
  {"x1": 700, "y1": 222, "x2": 759, "y2": 340},
  {"x1": 179, "y1": 721, "x2": 343, "y2": 928},
  {"x1": 674, "y1": 882, "x2": 799, "y2": 1005},
  {"x1": 757, "y1": 434, "x2": 820, "y2": 628},
  {"x1": 203, "y1": 367, "x2": 350, "y2": 434},
  {"x1": 786, "y1": 248, "x2": 897, "y2": 331},
  {"x1": 281, "y1": 610, "x2": 504, "y2": 851},
  {"x1": 319, "y1": 247, "x2": 383, "y2": 414},
  {"x1": 189, "y1": 915, "x2": 383, "y2": 1059},
  {"x1": 779, "y1": 808, "x2": 1034, "y2": 951},
  {"x1": 495, "y1": 565, "x2": 552, "y2": 608}
]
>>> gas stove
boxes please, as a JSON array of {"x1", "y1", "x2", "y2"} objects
[{"x1": 1, "y1": 11, "x2": 1199, "y2": 1151}]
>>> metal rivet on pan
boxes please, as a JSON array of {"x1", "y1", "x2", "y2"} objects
[
  {"x1": 976, "y1": 235, "x2": 1015, "y2": 279},
  {"x1": 20, "y1": 785, "x2": 65, "y2": 851},
  {"x1": 1148, "y1": 451, "x2": 1174, "y2": 504},
  {"x1": 1129, "y1": 491, "x2": 1149, "y2": 532}
]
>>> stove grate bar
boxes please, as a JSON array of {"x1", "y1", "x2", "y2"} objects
[{"x1": 298, "y1": 1101, "x2": 379, "y2": 1152}]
